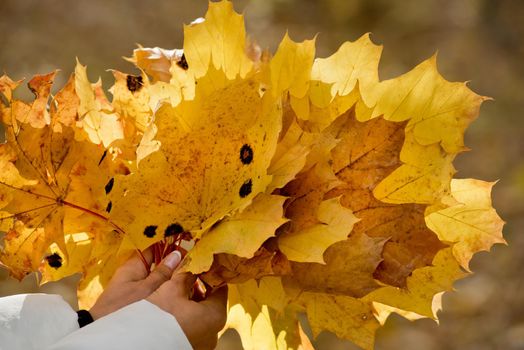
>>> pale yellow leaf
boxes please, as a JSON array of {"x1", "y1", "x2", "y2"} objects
[
  {"x1": 184, "y1": 194, "x2": 287, "y2": 274},
  {"x1": 425, "y1": 179, "x2": 505, "y2": 270},
  {"x1": 279, "y1": 197, "x2": 358, "y2": 263}
]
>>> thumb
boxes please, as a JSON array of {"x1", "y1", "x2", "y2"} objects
[{"x1": 142, "y1": 250, "x2": 182, "y2": 292}]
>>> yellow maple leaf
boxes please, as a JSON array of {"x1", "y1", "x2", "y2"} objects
[
  {"x1": 109, "y1": 70, "x2": 152, "y2": 133},
  {"x1": 299, "y1": 292, "x2": 380, "y2": 350},
  {"x1": 226, "y1": 277, "x2": 314, "y2": 350},
  {"x1": 12, "y1": 71, "x2": 57, "y2": 128},
  {"x1": 39, "y1": 230, "x2": 132, "y2": 309},
  {"x1": 311, "y1": 33, "x2": 381, "y2": 108},
  {"x1": 297, "y1": 87, "x2": 361, "y2": 131},
  {"x1": 369, "y1": 56, "x2": 487, "y2": 154},
  {"x1": 270, "y1": 33, "x2": 315, "y2": 100},
  {"x1": 75, "y1": 61, "x2": 124, "y2": 147},
  {"x1": 39, "y1": 232, "x2": 93, "y2": 283},
  {"x1": 364, "y1": 248, "x2": 467, "y2": 318},
  {"x1": 0, "y1": 72, "x2": 125, "y2": 280},
  {"x1": 279, "y1": 196, "x2": 358, "y2": 264},
  {"x1": 183, "y1": 194, "x2": 288, "y2": 274},
  {"x1": 288, "y1": 33, "x2": 380, "y2": 125},
  {"x1": 183, "y1": 0, "x2": 253, "y2": 80},
  {"x1": 373, "y1": 134, "x2": 456, "y2": 204},
  {"x1": 267, "y1": 115, "x2": 315, "y2": 192},
  {"x1": 51, "y1": 74, "x2": 80, "y2": 129},
  {"x1": 109, "y1": 67, "x2": 281, "y2": 249},
  {"x1": 426, "y1": 179, "x2": 506, "y2": 270}
]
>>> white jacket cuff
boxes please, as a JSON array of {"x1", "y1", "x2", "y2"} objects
[
  {"x1": 0, "y1": 294, "x2": 78, "y2": 350},
  {"x1": 46, "y1": 299, "x2": 193, "y2": 350}
]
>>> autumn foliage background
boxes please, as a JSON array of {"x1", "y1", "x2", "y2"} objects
[{"x1": 0, "y1": 0, "x2": 523, "y2": 349}]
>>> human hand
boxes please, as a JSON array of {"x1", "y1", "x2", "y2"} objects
[
  {"x1": 89, "y1": 248, "x2": 182, "y2": 320},
  {"x1": 147, "y1": 273, "x2": 228, "y2": 350}
]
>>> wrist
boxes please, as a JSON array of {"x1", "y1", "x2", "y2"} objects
[{"x1": 89, "y1": 304, "x2": 105, "y2": 320}]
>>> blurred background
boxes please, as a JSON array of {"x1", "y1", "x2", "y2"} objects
[{"x1": 0, "y1": 0, "x2": 523, "y2": 349}]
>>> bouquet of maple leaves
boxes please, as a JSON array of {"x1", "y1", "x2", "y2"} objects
[{"x1": 0, "y1": 1, "x2": 504, "y2": 349}]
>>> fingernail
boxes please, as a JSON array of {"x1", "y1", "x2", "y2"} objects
[{"x1": 164, "y1": 250, "x2": 182, "y2": 269}]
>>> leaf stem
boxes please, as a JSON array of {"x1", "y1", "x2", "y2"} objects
[
  {"x1": 62, "y1": 199, "x2": 151, "y2": 272},
  {"x1": 61, "y1": 200, "x2": 126, "y2": 235}
]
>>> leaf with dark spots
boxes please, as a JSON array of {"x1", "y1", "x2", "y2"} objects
[
  {"x1": 165, "y1": 223, "x2": 184, "y2": 237},
  {"x1": 143, "y1": 225, "x2": 158, "y2": 238},
  {"x1": 0, "y1": 73, "x2": 118, "y2": 281},
  {"x1": 239, "y1": 179, "x2": 253, "y2": 198},
  {"x1": 98, "y1": 150, "x2": 108, "y2": 166},
  {"x1": 240, "y1": 144, "x2": 254, "y2": 165},
  {"x1": 176, "y1": 53, "x2": 189, "y2": 70},
  {"x1": 105, "y1": 178, "x2": 114, "y2": 195},
  {"x1": 45, "y1": 252, "x2": 62, "y2": 269},
  {"x1": 126, "y1": 75, "x2": 143, "y2": 92}
]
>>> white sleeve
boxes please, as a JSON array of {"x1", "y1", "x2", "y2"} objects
[
  {"x1": 46, "y1": 299, "x2": 193, "y2": 350},
  {"x1": 0, "y1": 294, "x2": 79, "y2": 350}
]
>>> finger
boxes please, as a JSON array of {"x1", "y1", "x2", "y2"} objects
[
  {"x1": 201, "y1": 285, "x2": 228, "y2": 330},
  {"x1": 129, "y1": 247, "x2": 155, "y2": 278},
  {"x1": 170, "y1": 271, "x2": 198, "y2": 298},
  {"x1": 112, "y1": 247, "x2": 154, "y2": 283},
  {"x1": 143, "y1": 250, "x2": 182, "y2": 291},
  {"x1": 141, "y1": 246, "x2": 155, "y2": 266}
]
